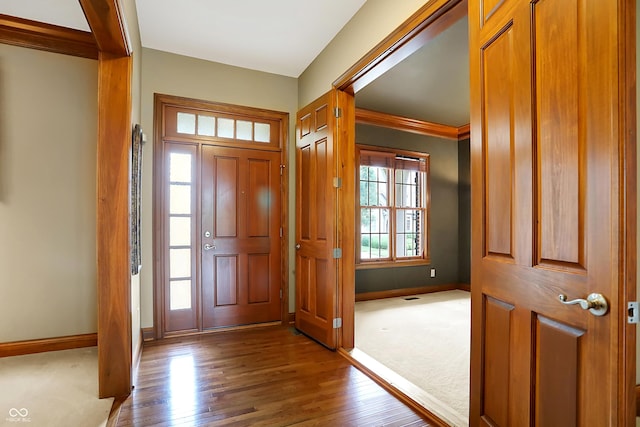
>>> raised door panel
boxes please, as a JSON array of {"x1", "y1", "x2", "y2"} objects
[
  {"x1": 470, "y1": 0, "x2": 626, "y2": 424},
  {"x1": 202, "y1": 146, "x2": 281, "y2": 328},
  {"x1": 295, "y1": 92, "x2": 337, "y2": 349},
  {"x1": 534, "y1": 0, "x2": 584, "y2": 269}
]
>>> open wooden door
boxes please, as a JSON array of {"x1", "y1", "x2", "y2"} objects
[
  {"x1": 295, "y1": 91, "x2": 339, "y2": 349},
  {"x1": 469, "y1": 0, "x2": 635, "y2": 425}
]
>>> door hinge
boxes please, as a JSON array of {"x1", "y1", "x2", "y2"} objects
[
  {"x1": 332, "y1": 248, "x2": 342, "y2": 259},
  {"x1": 280, "y1": 164, "x2": 285, "y2": 176},
  {"x1": 279, "y1": 227, "x2": 283, "y2": 238},
  {"x1": 628, "y1": 301, "x2": 639, "y2": 324},
  {"x1": 334, "y1": 107, "x2": 342, "y2": 118},
  {"x1": 333, "y1": 177, "x2": 342, "y2": 188},
  {"x1": 333, "y1": 318, "x2": 342, "y2": 328}
]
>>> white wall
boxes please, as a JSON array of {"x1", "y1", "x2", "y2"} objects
[
  {"x1": 0, "y1": 45, "x2": 98, "y2": 342},
  {"x1": 139, "y1": 48, "x2": 298, "y2": 327}
]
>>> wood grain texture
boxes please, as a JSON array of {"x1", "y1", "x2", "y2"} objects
[
  {"x1": 295, "y1": 92, "x2": 338, "y2": 349},
  {"x1": 97, "y1": 52, "x2": 132, "y2": 399},
  {"x1": 79, "y1": 0, "x2": 130, "y2": 56},
  {"x1": 356, "y1": 108, "x2": 460, "y2": 140},
  {"x1": 0, "y1": 14, "x2": 98, "y2": 59},
  {"x1": 154, "y1": 94, "x2": 289, "y2": 339},
  {"x1": 0, "y1": 333, "x2": 97, "y2": 358},
  {"x1": 337, "y1": 90, "x2": 356, "y2": 350},
  {"x1": 621, "y1": 0, "x2": 637, "y2": 423},
  {"x1": 117, "y1": 327, "x2": 433, "y2": 426},
  {"x1": 469, "y1": 0, "x2": 634, "y2": 423}
]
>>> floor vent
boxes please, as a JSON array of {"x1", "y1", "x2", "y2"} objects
[{"x1": 404, "y1": 297, "x2": 419, "y2": 301}]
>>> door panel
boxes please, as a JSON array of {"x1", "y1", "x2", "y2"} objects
[
  {"x1": 470, "y1": 0, "x2": 631, "y2": 425},
  {"x1": 201, "y1": 145, "x2": 281, "y2": 328},
  {"x1": 295, "y1": 92, "x2": 338, "y2": 349}
]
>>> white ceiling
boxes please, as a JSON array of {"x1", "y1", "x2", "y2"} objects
[
  {"x1": 0, "y1": 0, "x2": 90, "y2": 31},
  {"x1": 0, "y1": 1, "x2": 469, "y2": 125},
  {"x1": 0, "y1": 0, "x2": 366, "y2": 78}
]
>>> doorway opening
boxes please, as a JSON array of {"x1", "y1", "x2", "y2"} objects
[
  {"x1": 153, "y1": 94, "x2": 289, "y2": 339},
  {"x1": 351, "y1": 13, "x2": 470, "y2": 425}
]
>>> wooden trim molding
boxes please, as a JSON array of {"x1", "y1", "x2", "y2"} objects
[
  {"x1": 636, "y1": 385, "x2": 640, "y2": 416},
  {"x1": 0, "y1": 14, "x2": 98, "y2": 59},
  {"x1": 287, "y1": 313, "x2": 296, "y2": 324},
  {"x1": 355, "y1": 283, "x2": 467, "y2": 302},
  {"x1": 356, "y1": 108, "x2": 470, "y2": 141},
  {"x1": 141, "y1": 327, "x2": 155, "y2": 342},
  {"x1": 0, "y1": 333, "x2": 97, "y2": 358},
  {"x1": 79, "y1": 0, "x2": 130, "y2": 56},
  {"x1": 457, "y1": 124, "x2": 470, "y2": 140},
  {"x1": 338, "y1": 348, "x2": 449, "y2": 427},
  {"x1": 96, "y1": 52, "x2": 133, "y2": 399}
]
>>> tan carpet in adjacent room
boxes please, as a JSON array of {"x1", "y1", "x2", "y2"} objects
[
  {"x1": 354, "y1": 289, "x2": 470, "y2": 427},
  {"x1": 0, "y1": 347, "x2": 112, "y2": 427}
]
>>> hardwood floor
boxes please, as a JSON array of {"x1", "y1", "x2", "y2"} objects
[{"x1": 117, "y1": 326, "x2": 433, "y2": 426}]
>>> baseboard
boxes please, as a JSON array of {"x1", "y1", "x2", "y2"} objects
[
  {"x1": 458, "y1": 283, "x2": 470, "y2": 292},
  {"x1": 0, "y1": 333, "x2": 98, "y2": 358},
  {"x1": 636, "y1": 384, "x2": 640, "y2": 416},
  {"x1": 355, "y1": 283, "x2": 466, "y2": 302},
  {"x1": 287, "y1": 313, "x2": 296, "y2": 324},
  {"x1": 338, "y1": 348, "x2": 449, "y2": 427},
  {"x1": 141, "y1": 327, "x2": 155, "y2": 342}
]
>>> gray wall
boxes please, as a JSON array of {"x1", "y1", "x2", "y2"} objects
[
  {"x1": 355, "y1": 124, "x2": 467, "y2": 293},
  {"x1": 458, "y1": 138, "x2": 470, "y2": 284}
]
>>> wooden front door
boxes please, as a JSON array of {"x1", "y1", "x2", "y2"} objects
[
  {"x1": 156, "y1": 95, "x2": 288, "y2": 337},
  {"x1": 469, "y1": 0, "x2": 634, "y2": 425},
  {"x1": 201, "y1": 145, "x2": 282, "y2": 328},
  {"x1": 295, "y1": 91, "x2": 339, "y2": 349}
]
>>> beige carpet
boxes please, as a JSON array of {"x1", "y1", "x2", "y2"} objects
[
  {"x1": 0, "y1": 347, "x2": 113, "y2": 427},
  {"x1": 355, "y1": 290, "x2": 470, "y2": 427}
]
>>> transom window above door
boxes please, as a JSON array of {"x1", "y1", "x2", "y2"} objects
[{"x1": 163, "y1": 103, "x2": 282, "y2": 149}]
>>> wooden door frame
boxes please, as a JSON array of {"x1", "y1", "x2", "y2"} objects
[
  {"x1": 152, "y1": 93, "x2": 290, "y2": 339},
  {"x1": 331, "y1": 0, "x2": 635, "y2": 422}
]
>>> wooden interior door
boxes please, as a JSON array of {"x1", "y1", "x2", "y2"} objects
[
  {"x1": 469, "y1": 0, "x2": 633, "y2": 425},
  {"x1": 295, "y1": 91, "x2": 339, "y2": 349},
  {"x1": 201, "y1": 145, "x2": 282, "y2": 328}
]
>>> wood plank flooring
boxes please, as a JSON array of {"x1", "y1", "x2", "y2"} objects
[{"x1": 117, "y1": 326, "x2": 433, "y2": 426}]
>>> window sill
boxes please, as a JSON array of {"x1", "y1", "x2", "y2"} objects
[{"x1": 355, "y1": 259, "x2": 431, "y2": 270}]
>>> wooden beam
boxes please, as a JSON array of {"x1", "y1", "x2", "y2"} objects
[
  {"x1": 97, "y1": 51, "x2": 132, "y2": 399},
  {"x1": 356, "y1": 108, "x2": 462, "y2": 140},
  {"x1": 0, "y1": 14, "x2": 98, "y2": 59},
  {"x1": 79, "y1": 0, "x2": 130, "y2": 56}
]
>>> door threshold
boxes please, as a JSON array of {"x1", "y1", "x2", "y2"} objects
[
  {"x1": 338, "y1": 347, "x2": 467, "y2": 427},
  {"x1": 163, "y1": 321, "x2": 283, "y2": 339}
]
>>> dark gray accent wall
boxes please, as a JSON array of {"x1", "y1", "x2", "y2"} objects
[
  {"x1": 355, "y1": 124, "x2": 462, "y2": 293},
  {"x1": 458, "y1": 139, "x2": 471, "y2": 284}
]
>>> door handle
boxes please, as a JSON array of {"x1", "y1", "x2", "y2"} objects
[
  {"x1": 204, "y1": 243, "x2": 216, "y2": 251},
  {"x1": 558, "y1": 293, "x2": 608, "y2": 316},
  {"x1": 295, "y1": 244, "x2": 301, "y2": 250}
]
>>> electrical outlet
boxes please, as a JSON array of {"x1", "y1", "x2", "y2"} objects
[{"x1": 430, "y1": 268, "x2": 436, "y2": 278}]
